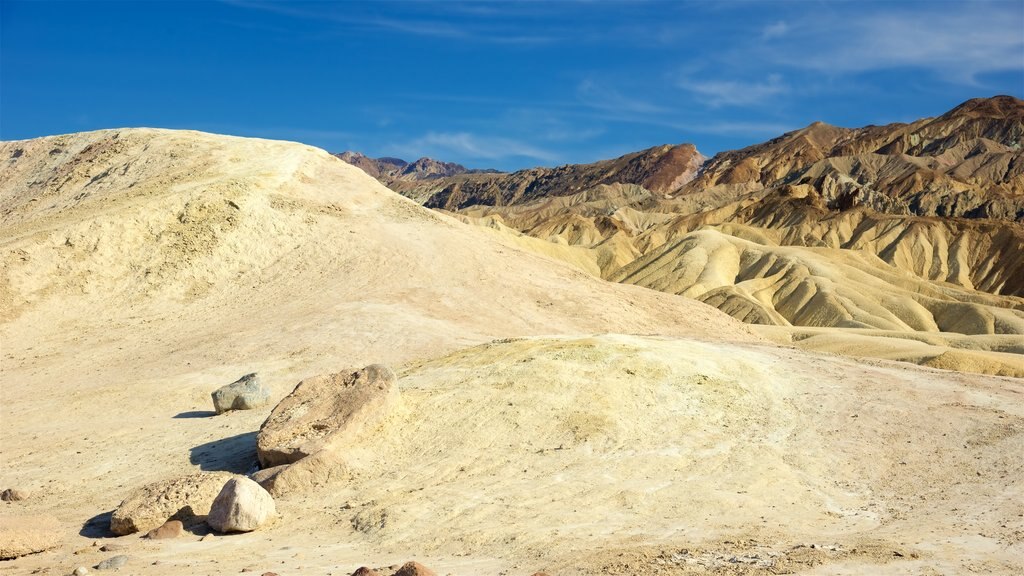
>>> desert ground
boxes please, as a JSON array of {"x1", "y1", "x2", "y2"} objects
[{"x1": 1, "y1": 129, "x2": 1022, "y2": 575}]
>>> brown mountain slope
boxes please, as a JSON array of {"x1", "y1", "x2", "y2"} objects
[
  {"x1": 334, "y1": 151, "x2": 489, "y2": 184},
  {"x1": 340, "y1": 143, "x2": 705, "y2": 209},
  {"x1": 688, "y1": 95, "x2": 1024, "y2": 220}
]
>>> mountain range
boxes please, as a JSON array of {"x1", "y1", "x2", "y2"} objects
[{"x1": 339, "y1": 96, "x2": 1024, "y2": 377}]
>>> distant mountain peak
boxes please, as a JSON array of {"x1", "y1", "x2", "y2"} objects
[
  {"x1": 941, "y1": 94, "x2": 1024, "y2": 120},
  {"x1": 334, "y1": 152, "x2": 499, "y2": 186}
]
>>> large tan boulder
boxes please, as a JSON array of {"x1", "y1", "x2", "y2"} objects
[
  {"x1": 250, "y1": 450, "x2": 347, "y2": 497},
  {"x1": 0, "y1": 515, "x2": 61, "y2": 559},
  {"x1": 256, "y1": 364, "x2": 398, "y2": 468},
  {"x1": 207, "y1": 477, "x2": 276, "y2": 533},
  {"x1": 110, "y1": 472, "x2": 234, "y2": 535}
]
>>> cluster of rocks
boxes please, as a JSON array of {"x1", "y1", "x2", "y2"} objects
[
  {"x1": 105, "y1": 364, "x2": 397, "y2": 542},
  {"x1": 110, "y1": 472, "x2": 276, "y2": 536},
  {"x1": 5, "y1": 365, "x2": 406, "y2": 571}
]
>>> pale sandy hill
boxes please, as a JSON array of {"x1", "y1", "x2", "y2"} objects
[
  {"x1": 0, "y1": 129, "x2": 752, "y2": 342},
  {"x1": 2, "y1": 129, "x2": 1022, "y2": 576}
]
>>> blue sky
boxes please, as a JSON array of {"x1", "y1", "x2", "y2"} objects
[{"x1": 2, "y1": 0, "x2": 1023, "y2": 170}]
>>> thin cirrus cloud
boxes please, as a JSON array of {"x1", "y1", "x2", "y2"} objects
[
  {"x1": 388, "y1": 132, "x2": 560, "y2": 164},
  {"x1": 761, "y1": 20, "x2": 789, "y2": 39},
  {"x1": 222, "y1": 0, "x2": 557, "y2": 45},
  {"x1": 761, "y1": 3, "x2": 1024, "y2": 83},
  {"x1": 576, "y1": 80, "x2": 669, "y2": 115},
  {"x1": 679, "y1": 74, "x2": 790, "y2": 108}
]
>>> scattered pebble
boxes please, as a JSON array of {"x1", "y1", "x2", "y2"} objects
[
  {"x1": 146, "y1": 520, "x2": 183, "y2": 540},
  {"x1": 73, "y1": 567, "x2": 89, "y2": 576},
  {"x1": 95, "y1": 555, "x2": 128, "y2": 571},
  {"x1": 393, "y1": 561, "x2": 437, "y2": 576},
  {"x1": 1, "y1": 488, "x2": 29, "y2": 501},
  {"x1": 99, "y1": 544, "x2": 127, "y2": 553}
]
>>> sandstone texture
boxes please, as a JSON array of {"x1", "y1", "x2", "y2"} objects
[
  {"x1": 256, "y1": 364, "x2": 399, "y2": 468},
  {"x1": 0, "y1": 514, "x2": 61, "y2": 559},
  {"x1": 110, "y1": 472, "x2": 234, "y2": 535}
]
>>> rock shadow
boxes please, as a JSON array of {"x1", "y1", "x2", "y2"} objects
[
  {"x1": 80, "y1": 510, "x2": 115, "y2": 538},
  {"x1": 173, "y1": 410, "x2": 217, "y2": 419},
  {"x1": 189, "y1": 431, "x2": 259, "y2": 474}
]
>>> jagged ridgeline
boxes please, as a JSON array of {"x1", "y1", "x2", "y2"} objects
[{"x1": 341, "y1": 97, "x2": 1024, "y2": 331}]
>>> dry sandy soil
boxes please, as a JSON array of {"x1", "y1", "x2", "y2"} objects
[{"x1": 1, "y1": 130, "x2": 1022, "y2": 575}]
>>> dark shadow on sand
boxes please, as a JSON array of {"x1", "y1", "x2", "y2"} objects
[
  {"x1": 189, "y1": 431, "x2": 259, "y2": 474},
  {"x1": 80, "y1": 510, "x2": 115, "y2": 538},
  {"x1": 173, "y1": 410, "x2": 217, "y2": 419}
]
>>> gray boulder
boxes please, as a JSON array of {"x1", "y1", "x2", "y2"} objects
[
  {"x1": 95, "y1": 555, "x2": 128, "y2": 571},
  {"x1": 212, "y1": 373, "x2": 270, "y2": 414},
  {"x1": 207, "y1": 477, "x2": 275, "y2": 533}
]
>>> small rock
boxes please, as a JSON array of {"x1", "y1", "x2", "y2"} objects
[
  {"x1": 145, "y1": 519, "x2": 183, "y2": 539},
  {"x1": 261, "y1": 573, "x2": 279, "y2": 576},
  {"x1": 393, "y1": 561, "x2": 437, "y2": 576},
  {"x1": 207, "y1": 477, "x2": 276, "y2": 533},
  {"x1": 1, "y1": 488, "x2": 29, "y2": 501},
  {"x1": 99, "y1": 544, "x2": 127, "y2": 553},
  {"x1": 201, "y1": 533, "x2": 216, "y2": 541},
  {"x1": 352, "y1": 568, "x2": 379, "y2": 576},
  {"x1": 0, "y1": 515, "x2": 61, "y2": 559},
  {"x1": 212, "y1": 373, "x2": 271, "y2": 414},
  {"x1": 73, "y1": 567, "x2": 90, "y2": 576},
  {"x1": 95, "y1": 555, "x2": 128, "y2": 571}
]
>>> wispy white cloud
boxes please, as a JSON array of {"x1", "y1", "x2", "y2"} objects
[
  {"x1": 761, "y1": 20, "x2": 788, "y2": 39},
  {"x1": 576, "y1": 79, "x2": 668, "y2": 115},
  {"x1": 679, "y1": 73, "x2": 789, "y2": 107},
  {"x1": 763, "y1": 3, "x2": 1024, "y2": 84},
  {"x1": 683, "y1": 120, "x2": 796, "y2": 136},
  {"x1": 222, "y1": 0, "x2": 557, "y2": 45},
  {"x1": 387, "y1": 132, "x2": 560, "y2": 163}
]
